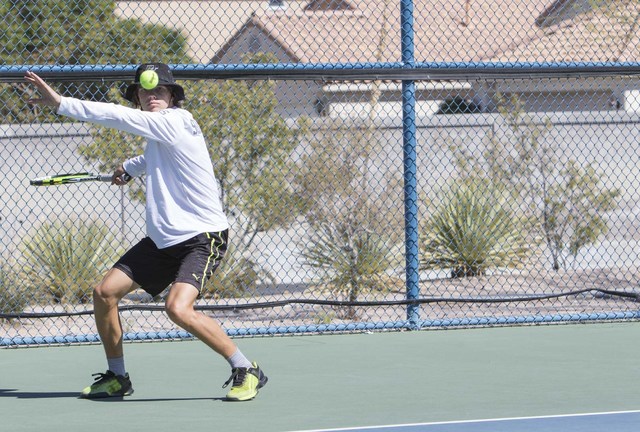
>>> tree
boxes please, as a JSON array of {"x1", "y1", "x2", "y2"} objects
[
  {"x1": 189, "y1": 78, "x2": 302, "y2": 295},
  {"x1": 292, "y1": 1, "x2": 405, "y2": 312},
  {"x1": 2, "y1": 0, "x2": 189, "y2": 123},
  {"x1": 542, "y1": 160, "x2": 620, "y2": 268},
  {"x1": 449, "y1": 95, "x2": 619, "y2": 270},
  {"x1": 294, "y1": 122, "x2": 403, "y2": 318}
]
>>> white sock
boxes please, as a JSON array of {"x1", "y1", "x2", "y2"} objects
[
  {"x1": 226, "y1": 348, "x2": 252, "y2": 369},
  {"x1": 107, "y1": 356, "x2": 126, "y2": 376}
]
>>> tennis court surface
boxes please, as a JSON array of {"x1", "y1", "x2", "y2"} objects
[{"x1": 2, "y1": 322, "x2": 639, "y2": 432}]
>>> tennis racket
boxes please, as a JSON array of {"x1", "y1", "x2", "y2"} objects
[{"x1": 29, "y1": 172, "x2": 131, "y2": 186}]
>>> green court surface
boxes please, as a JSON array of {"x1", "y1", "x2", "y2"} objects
[{"x1": 1, "y1": 322, "x2": 639, "y2": 432}]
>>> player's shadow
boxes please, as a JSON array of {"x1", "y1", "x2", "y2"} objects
[
  {"x1": 0, "y1": 388, "x2": 79, "y2": 399},
  {"x1": 0, "y1": 388, "x2": 228, "y2": 402},
  {"x1": 92, "y1": 396, "x2": 224, "y2": 403},
  {"x1": 93, "y1": 396, "x2": 226, "y2": 402}
]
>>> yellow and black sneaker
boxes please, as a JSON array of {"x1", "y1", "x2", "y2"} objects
[
  {"x1": 80, "y1": 370, "x2": 134, "y2": 399},
  {"x1": 223, "y1": 362, "x2": 268, "y2": 401}
]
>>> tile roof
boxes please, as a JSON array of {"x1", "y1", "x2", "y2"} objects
[
  {"x1": 493, "y1": 1, "x2": 640, "y2": 62},
  {"x1": 217, "y1": 0, "x2": 640, "y2": 65},
  {"x1": 216, "y1": 0, "x2": 553, "y2": 63},
  {"x1": 115, "y1": 1, "x2": 307, "y2": 63},
  {"x1": 118, "y1": 1, "x2": 639, "y2": 65}
]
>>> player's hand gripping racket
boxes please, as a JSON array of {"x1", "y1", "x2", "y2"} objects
[{"x1": 29, "y1": 172, "x2": 131, "y2": 186}]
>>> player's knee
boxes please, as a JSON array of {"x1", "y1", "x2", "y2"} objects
[
  {"x1": 165, "y1": 299, "x2": 190, "y2": 325},
  {"x1": 93, "y1": 283, "x2": 120, "y2": 306}
]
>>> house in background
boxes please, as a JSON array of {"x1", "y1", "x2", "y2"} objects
[
  {"x1": 213, "y1": 0, "x2": 640, "y2": 118},
  {"x1": 114, "y1": 0, "x2": 308, "y2": 63}
]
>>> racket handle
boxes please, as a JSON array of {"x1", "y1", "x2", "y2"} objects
[{"x1": 99, "y1": 173, "x2": 132, "y2": 183}]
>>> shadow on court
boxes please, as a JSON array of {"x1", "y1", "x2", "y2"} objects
[
  {"x1": 91, "y1": 396, "x2": 228, "y2": 403},
  {"x1": 0, "y1": 389, "x2": 79, "y2": 399},
  {"x1": 0, "y1": 388, "x2": 229, "y2": 402}
]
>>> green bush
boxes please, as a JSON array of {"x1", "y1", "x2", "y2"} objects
[
  {"x1": 20, "y1": 219, "x2": 124, "y2": 304},
  {"x1": 300, "y1": 221, "x2": 398, "y2": 319},
  {"x1": 0, "y1": 266, "x2": 29, "y2": 317},
  {"x1": 420, "y1": 180, "x2": 530, "y2": 278}
]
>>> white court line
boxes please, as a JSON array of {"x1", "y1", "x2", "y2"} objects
[{"x1": 287, "y1": 409, "x2": 640, "y2": 432}]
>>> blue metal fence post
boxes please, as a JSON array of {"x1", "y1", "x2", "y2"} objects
[{"x1": 401, "y1": 0, "x2": 420, "y2": 328}]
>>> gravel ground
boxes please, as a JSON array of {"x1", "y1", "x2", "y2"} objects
[{"x1": 3, "y1": 267, "x2": 639, "y2": 346}]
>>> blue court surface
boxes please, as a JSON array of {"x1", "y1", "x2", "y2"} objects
[{"x1": 291, "y1": 411, "x2": 640, "y2": 432}]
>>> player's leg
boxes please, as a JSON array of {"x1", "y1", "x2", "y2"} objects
[
  {"x1": 80, "y1": 267, "x2": 138, "y2": 399},
  {"x1": 165, "y1": 282, "x2": 267, "y2": 401},
  {"x1": 93, "y1": 267, "x2": 138, "y2": 359},
  {"x1": 165, "y1": 282, "x2": 235, "y2": 356}
]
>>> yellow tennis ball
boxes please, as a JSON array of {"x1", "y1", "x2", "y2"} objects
[{"x1": 139, "y1": 70, "x2": 159, "y2": 90}]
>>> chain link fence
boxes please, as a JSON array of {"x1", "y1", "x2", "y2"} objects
[{"x1": 1, "y1": 0, "x2": 640, "y2": 346}]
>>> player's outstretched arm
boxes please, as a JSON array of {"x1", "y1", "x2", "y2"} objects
[{"x1": 24, "y1": 71, "x2": 62, "y2": 110}]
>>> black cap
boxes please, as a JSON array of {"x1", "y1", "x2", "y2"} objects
[{"x1": 124, "y1": 63, "x2": 185, "y2": 103}]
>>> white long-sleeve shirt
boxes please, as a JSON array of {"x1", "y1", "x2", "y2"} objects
[{"x1": 58, "y1": 97, "x2": 229, "y2": 248}]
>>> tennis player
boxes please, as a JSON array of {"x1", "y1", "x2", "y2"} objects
[{"x1": 24, "y1": 63, "x2": 267, "y2": 401}]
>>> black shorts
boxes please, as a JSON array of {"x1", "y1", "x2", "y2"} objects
[{"x1": 113, "y1": 230, "x2": 228, "y2": 297}]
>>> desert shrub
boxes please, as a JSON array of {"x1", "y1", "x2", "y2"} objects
[
  {"x1": 20, "y1": 219, "x2": 124, "y2": 304},
  {"x1": 420, "y1": 180, "x2": 530, "y2": 278},
  {"x1": 300, "y1": 220, "x2": 398, "y2": 319},
  {"x1": 0, "y1": 266, "x2": 29, "y2": 318}
]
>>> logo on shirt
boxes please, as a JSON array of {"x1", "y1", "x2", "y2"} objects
[{"x1": 190, "y1": 119, "x2": 202, "y2": 136}]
